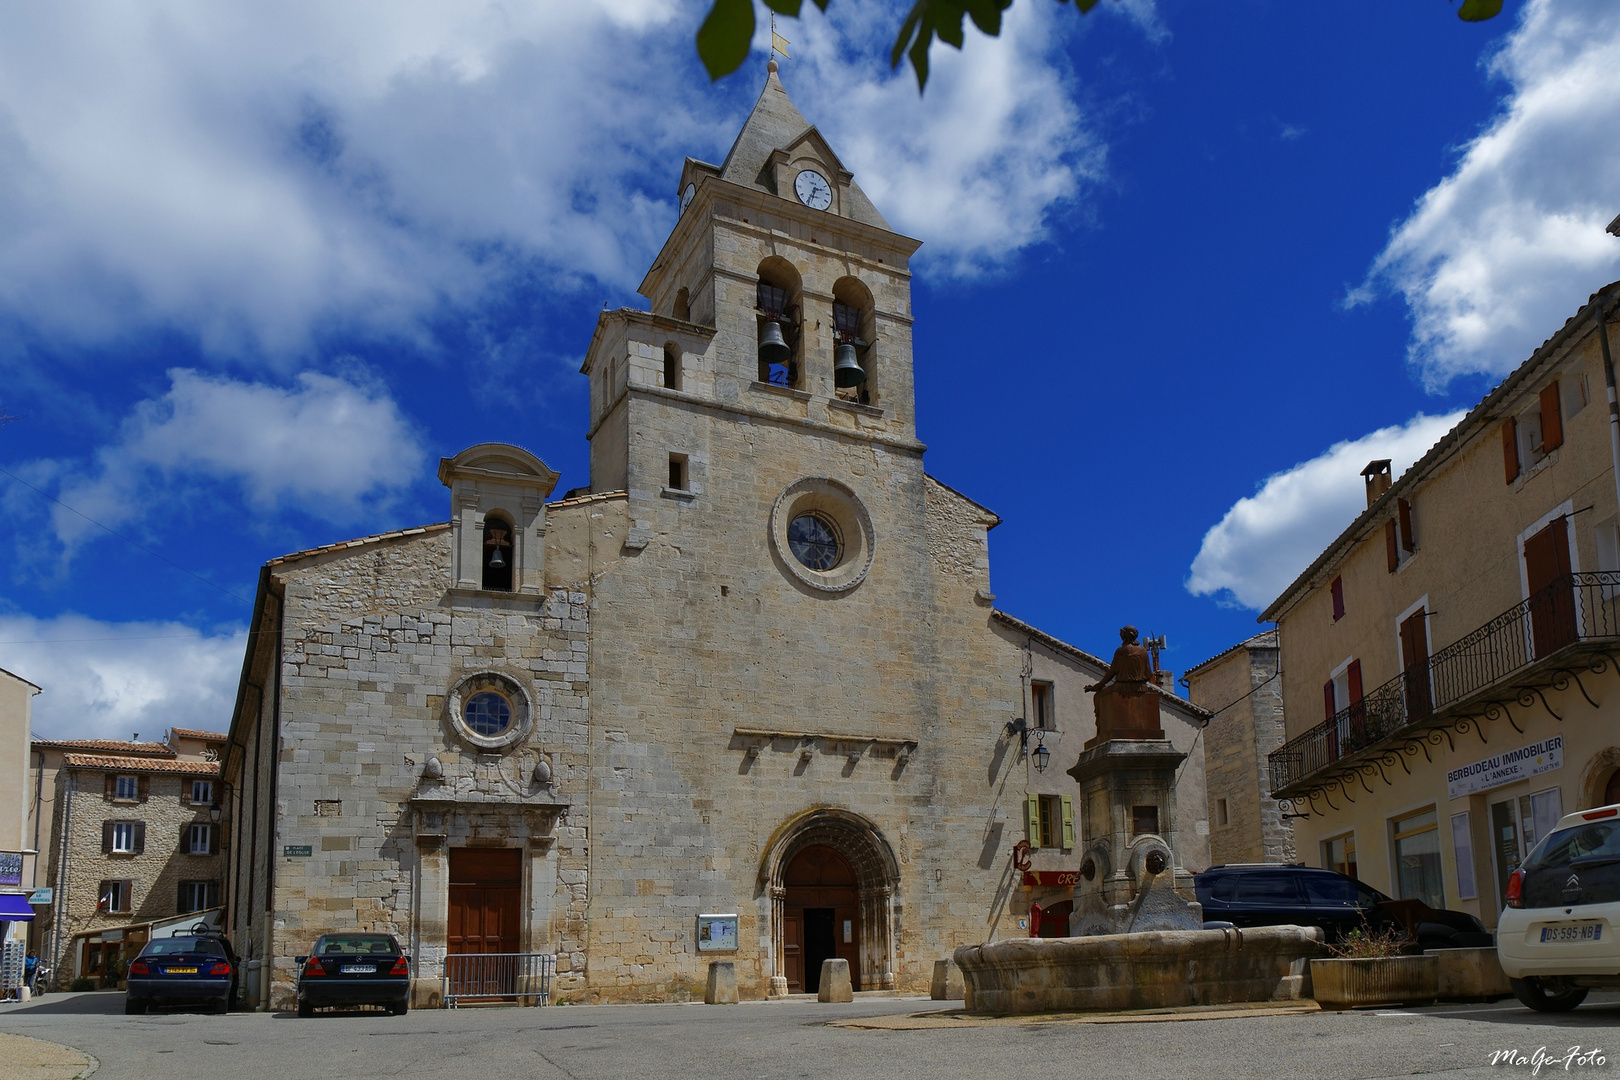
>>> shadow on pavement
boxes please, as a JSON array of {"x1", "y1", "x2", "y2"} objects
[{"x1": 4, "y1": 993, "x2": 124, "y2": 1016}]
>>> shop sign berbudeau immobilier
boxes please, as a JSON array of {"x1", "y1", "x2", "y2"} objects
[{"x1": 1446, "y1": 736, "x2": 1563, "y2": 799}]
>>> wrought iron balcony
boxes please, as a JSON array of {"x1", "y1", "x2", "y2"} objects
[{"x1": 1269, "y1": 572, "x2": 1620, "y2": 799}]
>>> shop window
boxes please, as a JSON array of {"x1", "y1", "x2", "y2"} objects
[
  {"x1": 1392, "y1": 807, "x2": 1444, "y2": 909},
  {"x1": 1450, "y1": 812, "x2": 1476, "y2": 901},
  {"x1": 1030, "y1": 681, "x2": 1054, "y2": 730},
  {"x1": 481, "y1": 513, "x2": 514, "y2": 592},
  {"x1": 1323, "y1": 832, "x2": 1356, "y2": 878}
]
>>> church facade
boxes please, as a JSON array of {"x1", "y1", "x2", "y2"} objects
[{"x1": 220, "y1": 65, "x2": 1210, "y2": 1009}]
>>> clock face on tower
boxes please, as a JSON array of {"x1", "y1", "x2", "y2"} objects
[{"x1": 794, "y1": 169, "x2": 832, "y2": 211}]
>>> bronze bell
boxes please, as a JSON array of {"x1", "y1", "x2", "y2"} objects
[
  {"x1": 833, "y1": 343, "x2": 866, "y2": 387},
  {"x1": 758, "y1": 320, "x2": 790, "y2": 366}
]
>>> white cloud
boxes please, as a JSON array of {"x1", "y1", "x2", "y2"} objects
[
  {"x1": 1359, "y1": 0, "x2": 1620, "y2": 389},
  {"x1": 0, "y1": 0, "x2": 1137, "y2": 357},
  {"x1": 0, "y1": 615, "x2": 245, "y2": 742},
  {"x1": 787, "y1": 0, "x2": 1116, "y2": 273},
  {"x1": 1186, "y1": 412, "x2": 1465, "y2": 611},
  {"x1": 41, "y1": 368, "x2": 424, "y2": 551}
]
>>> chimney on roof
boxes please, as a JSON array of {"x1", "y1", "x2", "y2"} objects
[{"x1": 1361, "y1": 459, "x2": 1392, "y2": 507}]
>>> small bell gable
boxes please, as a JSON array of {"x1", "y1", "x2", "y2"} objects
[{"x1": 438, "y1": 443, "x2": 560, "y2": 596}]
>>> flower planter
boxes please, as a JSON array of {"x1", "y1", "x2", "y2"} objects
[{"x1": 1310, "y1": 955, "x2": 1438, "y2": 1010}]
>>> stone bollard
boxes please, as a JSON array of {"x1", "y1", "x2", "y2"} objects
[
  {"x1": 930, "y1": 959, "x2": 964, "y2": 1001},
  {"x1": 817, "y1": 958, "x2": 853, "y2": 1003},
  {"x1": 705, "y1": 961, "x2": 739, "y2": 1004}
]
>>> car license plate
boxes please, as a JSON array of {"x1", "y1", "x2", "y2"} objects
[
  {"x1": 1539, "y1": 923, "x2": 1603, "y2": 943},
  {"x1": 167, "y1": 966, "x2": 198, "y2": 974},
  {"x1": 341, "y1": 965, "x2": 374, "y2": 974}
]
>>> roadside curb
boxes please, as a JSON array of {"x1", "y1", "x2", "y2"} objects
[
  {"x1": 0, "y1": 1031, "x2": 100, "y2": 1080},
  {"x1": 827, "y1": 1001, "x2": 1323, "y2": 1030}
]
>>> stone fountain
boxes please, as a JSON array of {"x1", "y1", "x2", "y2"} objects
[{"x1": 954, "y1": 627, "x2": 1322, "y2": 1013}]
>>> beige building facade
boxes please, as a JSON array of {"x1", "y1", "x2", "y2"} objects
[
  {"x1": 34, "y1": 730, "x2": 225, "y2": 987},
  {"x1": 220, "y1": 66, "x2": 1211, "y2": 1010},
  {"x1": 1264, "y1": 281, "x2": 1620, "y2": 929},
  {"x1": 1, "y1": 666, "x2": 43, "y2": 976},
  {"x1": 1184, "y1": 632, "x2": 1295, "y2": 866}
]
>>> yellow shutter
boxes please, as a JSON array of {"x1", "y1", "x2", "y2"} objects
[
  {"x1": 1025, "y1": 793, "x2": 1041, "y2": 848},
  {"x1": 1060, "y1": 796, "x2": 1075, "y2": 849}
]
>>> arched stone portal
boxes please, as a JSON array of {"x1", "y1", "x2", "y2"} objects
[{"x1": 760, "y1": 808, "x2": 899, "y2": 996}]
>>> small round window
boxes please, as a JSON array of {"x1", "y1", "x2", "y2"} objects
[
  {"x1": 464, "y1": 692, "x2": 512, "y2": 737},
  {"x1": 787, "y1": 513, "x2": 841, "y2": 571}
]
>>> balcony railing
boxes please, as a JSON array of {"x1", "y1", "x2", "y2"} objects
[{"x1": 1269, "y1": 572, "x2": 1620, "y2": 795}]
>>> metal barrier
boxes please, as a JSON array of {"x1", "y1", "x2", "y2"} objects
[{"x1": 442, "y1": 952, "x2": 555, "y2": 1007}]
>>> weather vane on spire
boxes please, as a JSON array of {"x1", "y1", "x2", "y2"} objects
[{"x1": 770, "y1": 14, "x2": 790, "y2": 64}]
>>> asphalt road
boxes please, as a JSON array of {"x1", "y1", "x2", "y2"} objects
[{"x1": 1, "y1": 991, "x2": 1616, "y2": 1080}]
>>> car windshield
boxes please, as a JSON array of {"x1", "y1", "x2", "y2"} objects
[
  {"x1": 316, "y1": 935, "x2": 398, "y2": 956},
  {"x1": 144, "y1": 937, "x2": 223, "y2": 957},
  {"x1": 1524, "y1": 821, "x2": 1620, "y2": 871}
]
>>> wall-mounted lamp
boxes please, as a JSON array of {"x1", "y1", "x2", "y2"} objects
[
  {"x1": 1030, "y1": 731, "x2": 1050, "y2": 773},
  {"x1": 208, "y1": 803, "x2": 222, "y2": 824}
]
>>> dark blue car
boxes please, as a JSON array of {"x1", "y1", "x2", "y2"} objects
[
  {"x1": 295, "y1": 933, "x2": 411, "y2": 1017},
  {"x1": 126, "y1": 933, "x2": 239, "y2": 1014}
]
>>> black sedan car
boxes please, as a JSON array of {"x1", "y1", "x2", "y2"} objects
[
  {"x1": 1195, "y1": 864, "x2": 1493, "y2": 949},
  {"x1": 295, "y1": 933, "x2": 411, "y2": 1017},
  {"x1": 126, "y1": 933, "x2": 239, "y2": 1014}
]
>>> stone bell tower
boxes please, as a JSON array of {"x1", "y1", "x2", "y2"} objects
[{"x1": 581, "y1": 61, "x2": 924, "y2": 505}]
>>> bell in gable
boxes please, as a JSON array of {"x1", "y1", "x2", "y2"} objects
[
  {"x1": 833, "y1": 343, "x2": 866, "y2": 387},
  {"x1": 758, "y1": 319, "x2": 791, "y2": 366}
]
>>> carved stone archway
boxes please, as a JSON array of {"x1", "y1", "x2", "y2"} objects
[
  {"x1": 759, "y1": 807, "x2": 899, "y2": 996},
  {"x1": 1579, "y1": 746, "x2": 1620, "y2": 810}
]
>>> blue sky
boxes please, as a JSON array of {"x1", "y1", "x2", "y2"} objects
[{"x1": 2, "y1": 0, "x2": 1618, "y2": 739}]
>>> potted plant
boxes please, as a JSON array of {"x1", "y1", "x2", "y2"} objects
[{"x1": 1310, "y1": 925, "x2": 1439, "y2": 1009}]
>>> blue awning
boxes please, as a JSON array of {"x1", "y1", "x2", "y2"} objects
[{"x1": 0, "y1": 894, "x2": 36, "y2": 921}]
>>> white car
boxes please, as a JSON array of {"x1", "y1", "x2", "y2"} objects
[{"x1": 1497, "y1": 802, "x2": 1620, "y2": 1011}]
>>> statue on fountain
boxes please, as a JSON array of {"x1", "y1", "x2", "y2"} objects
[{"x1": 1083, "y1": 625, "x2": 1164, "y2": 746}]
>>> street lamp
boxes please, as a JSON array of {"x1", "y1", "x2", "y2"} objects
[
  {"x1": 208, "y1": 803, "x2": 222, "y2": 824},
  {"x1": 1031, "y1": 733, "x2": 1051, "y2": 773}
]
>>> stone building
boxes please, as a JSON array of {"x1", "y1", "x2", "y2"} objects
[
  {"x1": 36, "y1": 729, "x2": 225, "y2": 986},
  {"x1": 1183, "y1": 632, "x2": 1294, "y2": 865},
  {"x1": 220, "y1": 64, "x2": 1210, "y2": 1010},
  {"x1": 1263, "y1": 281, "x2": 1620, "y2": 929}
]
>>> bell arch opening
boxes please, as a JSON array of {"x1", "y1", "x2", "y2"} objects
[{"x1": 760, "y1": 808, "x2": 898, "y2": 995}]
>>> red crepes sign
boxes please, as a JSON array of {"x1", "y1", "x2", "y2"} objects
[{"x1": 1022, "y1": 870, "x2": 1081, "y2": 887}]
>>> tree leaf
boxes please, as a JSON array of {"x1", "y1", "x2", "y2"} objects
[
  {"x1": 963, "y1": 0, "x2": 1009, "y2": 37},
  {"x1": 697, "y1": 0, "x2": 756, "y2": 80},
  {"x1": 1457, "y1": 0, "x2": 1503, "y2": 20},
  {"x1": 891, "y1": 2, "x2": 927, "y2": 71},
  {"x1": 762, "y1": 0, "x2": 801, "y2": 16}
]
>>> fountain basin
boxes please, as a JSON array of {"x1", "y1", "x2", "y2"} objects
[{"x1": 954, "y1": 925, "x2": 1324, "y2": 1014}]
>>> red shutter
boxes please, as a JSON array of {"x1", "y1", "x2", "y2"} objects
[
  {"x1": 102, "y1": 821, "x2": 114, "y2": 854},
  {"x1": 133, "y1": 822, "x2": 146, "y2": 855},
  {"x1": 1397, "y1": 498, "x2": 1415, "y2": 552},
  {"x1": 137, "y1": 776, "x2": 149, "y2": 802},
  {"x1": 1385, "y1": 520, "x2": 1399, "y2": 572},
  {"x1": 1347, "y1": 659, "x2": 1363, "y2": 703},
  {"x1": 1540, "y1": 382, "x2": 1563, "y2": 451},
  {"x1": 1330, "y1": 576, "x2": 1345, "y2": 621},
  {"x1": 104, "y1": 775, "x2": 115, "y2": 801},
  {"x1": 1503, "y1": 418, "x2": 1520, "y2": 482},
  {"x1": 1323, "y1": 680, "x2": 1337, "y2": 720}
]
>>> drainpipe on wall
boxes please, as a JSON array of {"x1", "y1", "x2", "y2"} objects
[
  {"x1": 1596, "y1": 299, "x2": 1620, "y2": 522},
  {"x1": 49, "y1": 773, "x2": 73, "y2": 985}
]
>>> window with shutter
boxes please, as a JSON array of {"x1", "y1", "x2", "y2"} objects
[
  {"x1": 137, "y1": 776, "x2": 149, "y2": 802},
  {"x1": 1025, "y1": 793, "x2": 1042, "y2": 849},
  {"x1": 1397, "y1": 498, "x2": 1415, "y2": 552},
  {"x1": 102, "y1": 821, "x2": 114, "y2": 854},
  {"x1": 1539, "y1": 382, "x2": 1563, "y2": 452},
  {"x1": 1385, "y1": 520, "x2": 1399, "y2": 572},
  {"x1": 1503, "y1": 418, "x2": 1520, "y2": 483},
  {"x1": 133, "y1": 822, "x2": 146, "y2": 854},
  {"x1": 1323, "y1": 680, "x2": 1336, "y2": 721},
  {"x1": 1060, "y1": 796, "x2": 1076, "y2": 849}
]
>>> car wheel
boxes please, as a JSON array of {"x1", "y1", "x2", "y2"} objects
[
  {"x1": 210, "y1": 995, "x2": 229, "y2": 1015},
  {"x1": 125, "y1": 997, "x2": 147, "y2": 1015},
  {"x1": 1510, "y1": 976, "x2": 1589, "y2": 1012},
  {"x1": 297, "y1": 997, "x2": 314, "y2": 1019},
  {"x1": 392, "y1": 997, "x2": 410, "y2": 1016}
]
